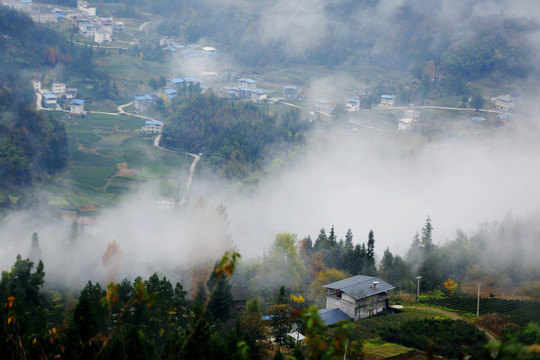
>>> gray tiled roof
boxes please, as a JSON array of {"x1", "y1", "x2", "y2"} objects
[
  {"x1": 323, "y1": 275, "x2": 394, "y2": 300},
  {"x1": 318, "y1": 308, "x2": 350, "y2": 325}
]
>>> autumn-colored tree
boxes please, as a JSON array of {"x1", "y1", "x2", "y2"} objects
[
  {"x1": 309, "y1": 268, "x2": 348, "y2": 307},
  {"x1": 443, "y1": 278, "x2": 458, "y2": 296},
  {"x1": 307, "y1": 252, "x2": 327, "y2": 279}
]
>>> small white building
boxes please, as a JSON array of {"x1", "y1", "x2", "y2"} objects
[
  {"x1": 32, "y1": 80, "x2": 41, "y2": 92},
  {"x1": 250, "y1": 89, "x2": 267, "y2": 102},
  {"x1": 141, "y1": 120, "x2": 163, "y2": 134},
  {"x1": 134, "y1": 94, "x2": 153, "y2": 113},
  {"x1": 52, "y1": 82, "x2": 66, "y2": 96},
  {"x1": 380, "y1": 94, "x2": 395, "y2": 108},
  {"x1": 494, "y1": 95, "x2": 516, "y2": 112},
  {"x1": 237, "y1": 78, "x2": 257, "y2": 89},
  {"x1": 42, "y1": 91, "x2": 57, "y2": 108},
  {"x1": 69, "y1": 99, "x2": 85, "y2": 117},
  {"x1": 345, "y1": 98, "x2": 360, "y2": 111},
  {"x1": 80, "y1": 23, "x2": 99, "y2": 38},
  {"x1": 283, "y1": 85, "x2": 299, "y2": 100},
  {"x1": 94, "y1": 29, "x2": 111, "y2": 43},
  {"x1": 163, "y1": 88, "x2": 177, "y2": 101}
]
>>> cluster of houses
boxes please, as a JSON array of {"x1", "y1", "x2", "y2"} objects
[
  {"x1": 2, "y1": 0, "x2": 124, "y2": 42},
  {"x1": 160, "y1": 37, "x2": 217, "y2": 58},
  {"x1": 71, "y1": 0, "x2": 124, "y2": 44},
  {"x1": 308, "y1": 94, "x2": 396, "y2": 114},
  {"x1": 223, "y1": 78, "x2": 268, "y2": 102},
  {"x1": 32, "y1": 80, "x2": 85, "y2": 117}
]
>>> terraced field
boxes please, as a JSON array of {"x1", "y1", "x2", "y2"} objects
[{"x1": 421, "y1": 297, "x2": 540, "y2": 326}]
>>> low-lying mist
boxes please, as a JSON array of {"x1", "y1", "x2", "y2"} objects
[{"x1": 1, "y1": 113, "x2": 540, "y2": 290}]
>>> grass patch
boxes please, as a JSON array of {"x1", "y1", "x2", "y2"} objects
[
  {"x1": 76, "y1": 132, "x2": 102, "y2": 144},
  {"x1": 70, "y1": 166, "x2": 117, "y2": 190},
  {"x1": 349, "y1": 309, "x2": 442, "y2": 339},
  {"x1": 363, "y1": 341, "x2": 415, "y2": 358},
  {"x1": 71, "y1": 150, "x2": 116, "y2": 167},
  {"x1": 117, "y1": 116, "x2": 145, "y2": 130},
  {"x1": 47, "y1": 196, "x2": 71, "y2": 207}
]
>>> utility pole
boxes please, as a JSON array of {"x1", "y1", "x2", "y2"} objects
[
  {"x1": 416, "y1": 276, "x2": 422, "y2": 303},
  {"x1": 476, "y1": 284, "x2": 482, "y2": 316}
]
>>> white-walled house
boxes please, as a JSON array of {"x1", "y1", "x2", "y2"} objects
[
  {"x1": 237, "y1": 78, "x2": 257, "y2": 89},
  {"x1": 42, "y1": 91, "x2": 58, "y2": 108},
  {"x1": 141, "y1": 120, "x2": 163, "y2": 134},
  {"x1": 345, "y1": 98, "x2": 360, "y2": 111},
  {"x1": 494, "y1": 95, "x2": 516, "y2": 112},
  {"x1": 380, "y1": 94, "x2": 395, "y2": 108},
  {"x1": 52, "y1": 82, "x2": 66, "y2": 96},
  {"x1": 69, "y1": 99, "x2": 85, "y2": 117},
  {"x1": 32, "y1": 80, "x2": 41, "y2": 92},
  {"x1": 322, "y1": 275, "x2": 394, "y2": 322},
  {"x1": 134, "y1": 94, "x2": 153, "y2": 113}
]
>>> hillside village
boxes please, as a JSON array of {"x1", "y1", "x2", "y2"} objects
[
  {"x1": 5, "y1": 0, "x2": 522, "y2": 137},
  {"x1": 1, "y1": 0, "x2": 539, "y2": 359}
]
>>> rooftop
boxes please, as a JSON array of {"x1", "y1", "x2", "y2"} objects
[
  {"x1": 134, "y1": 94, "x2": 152, "y2": 101},
  {"x1": 145, "y1": 120, "x2": 163, "y2": 126},
  {"x1": 496, "y1": 95, "x2": 514, "y2": 102},
  {"x1": 318, "y1": 308, "x2": 350, "y2": 325},
  {"x1": 70, "y1": 99, "x2": 85, "y2": 105},
  {"x1": 323, "y1": 275, "x2": 395, "y2": 300}
]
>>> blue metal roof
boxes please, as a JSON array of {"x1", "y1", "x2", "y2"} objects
[
  {"x1": 134, "y1": 94, "x2": 152, "y2": 101},
  {"x1": 318, "y1": 308, "x2": 350, "y2": 325},
  {"x1": 346, "y1": 98, "x2": 360, "y2": 103},
  {"x1": 323, "y1": 275, "x2": 395, "y2": 300},
  {"x1": 145, "y1": 120, "x2": 162, "y2": 126},
  {"x1": 43, "y1": 93, "x2": 57, "y2": 100},
  {"x1": 70, "y1": 99, "x2": 85, "y2": 105},
  {"x1": 469, "y1": 116, "x2": 487, "y2": 122},
  {"x1": 164, "y1": 89, "x2": 177, "y2": 94},
  {"x1": 381, "y1": 94, "x2": 395, "y2": 99},
  {"x1": 284, "y1": 85, "x2": 298, "y2": 90}
]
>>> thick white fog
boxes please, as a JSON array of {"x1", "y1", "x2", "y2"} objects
[{"x1": 3, "y1": 114, "x2": 539, "y2": 288}]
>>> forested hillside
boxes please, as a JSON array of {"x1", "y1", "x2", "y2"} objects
[
  {"x1": 0, "y1": 5, "x2": 94, "y2": 77},
  {"x1": 115, "y1": 0, "x2": 537, "y2": 80},
  {"x1": 162, "y1": 92, "x2": 311, "y2": 180},
  {"x1": 0, "y1": 75, "x2": 68, "y2": 188}
]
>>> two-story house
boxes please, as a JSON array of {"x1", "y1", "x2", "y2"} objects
[{"x1": 321, "y1": 275, "x2": 394, "y2": 324}]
